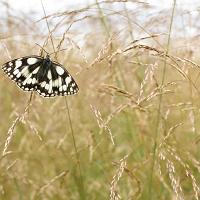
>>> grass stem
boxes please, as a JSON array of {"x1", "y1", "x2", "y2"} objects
[{"x1": 148, "y1": 1, "x2": 177, "y2": 199}]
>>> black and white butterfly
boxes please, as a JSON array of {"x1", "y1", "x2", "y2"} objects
[{"x1": 2, "y1": 55, "x2": 79, "y2": 97}]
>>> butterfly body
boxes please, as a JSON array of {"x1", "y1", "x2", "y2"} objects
[{"x1": 2, "y1": 55, "x2": 79, "y2": 97}]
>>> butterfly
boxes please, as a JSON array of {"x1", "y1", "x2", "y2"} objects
[{"x1": 2, "y1": 55, "x2": 79, "y2": 97}]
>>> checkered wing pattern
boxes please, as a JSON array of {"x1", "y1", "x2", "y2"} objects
[{"x1": 2, "y1": 55, "x2": 79, "y2": 97}]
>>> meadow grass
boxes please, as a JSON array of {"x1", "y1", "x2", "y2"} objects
[{"x1": 0, "y1": 0, "x2": 200, "y2": 199}]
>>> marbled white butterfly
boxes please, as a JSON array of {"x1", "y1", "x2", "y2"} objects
[{"x1": 2, "y1": 55, "x2": 79, "y2": 97}]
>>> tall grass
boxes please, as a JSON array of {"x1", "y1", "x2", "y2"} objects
[{"x1": 0, "y1": 0, "x2": 200, "y2": 199}]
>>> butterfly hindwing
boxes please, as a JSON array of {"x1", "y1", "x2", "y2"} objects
[
  {"x1": 35, "y1": 61, "x2": 79, "y2": 97},
  {"x1": 2, "y1": 55, "x2": 79, "y2": 97},
  {"x1": 52, "y1": 62, "x2": 79, "y2": 95}
]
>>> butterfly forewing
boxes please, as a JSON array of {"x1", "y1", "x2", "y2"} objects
[
  {"x1": 2, "y1": 56, "x2": 42, "y2": 90},
  {"x1": 2, "y1": 55, "x2": 79, "y2": 97}
]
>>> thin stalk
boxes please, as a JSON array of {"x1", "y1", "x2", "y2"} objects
[
  {"x1": 95, "y1": 0, "x2": 110, "y2": 37},
  {"x1": 65, "y1": 98, "x2": 86, "y2": 200},
  {"x1": 148, "y1": 1, "x2": 177, "y2": 199},
  {"x1": 95, "y1": 1, "x2": 126, "y2": 89},
  {"x1": 40, "y1": 0, "x2": 56, "y2": 54},
  {"x1": 40, "y1": 1, "x2": 85, "y2": 198}
]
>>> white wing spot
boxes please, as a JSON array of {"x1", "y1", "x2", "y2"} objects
[
  {"x1": 7, "y1": 67, "x2": 12, "y2": 72},
  {"x1": 23, "y1": 73, "x2": 33, "y2": 85},
  {"x1": 53, "y1": 79, "x2": 59, "y2": 87},
  {"x1": 47, "y1": 70, "x2": 52, "y2": 80},
  {"x1": 32, "y1": 78, "x2": 36, "y2": 84},
  {"x1": 13, "y1": 69, "x2": 19, "y2": 75},
  {"x1": 15, "y1": 60, "x2": 22, "y2": 68},
  {"x1": 41, "y1": 81, "x2": 46, "y2": 88},
  {"x1": 27, "y1": 78, "x2": 32, "y2": 84},
  {"x1": 48, "y1": 80, "x2": 53, "y2": 93},
  {"x1": 59, "y1": 86, "x2": 63, "y2": 92},
  {"x1": 63, "y1": 85, "x2": 67, "y2": 91},
  {"x1": 27, "y1": 58, "x2": 38, "y2": 65},
  {"x1": 58, "y1": 77, "x2": 62, "y2": 87},
  {"x1": 56, "y1": 66, "x2": 64, "y2": 75},
  {"x1": 32, "y1": 67, "x2": 40, "y2": 74},
  {"x1": 9, "y1": 62, "x2": 13, "y2": 66},
  {"x1": 21, "y1": 66, "x2": 29, "y2": 77},
  {"x1": 45, "y1": 83, "x2": 49, "y2": 90},
  {"x1": 65, "y1": 76, "x2": 72, "y2": 85}
]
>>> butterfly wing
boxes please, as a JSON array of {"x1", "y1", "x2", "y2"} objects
[
  {"x1": 35, "y1": 60, "x2": 79, "y2": 97},
  {"x1": 2, "y1": 55, "x2": 43, "y2": 91},
  {"x1": 2, "y1": 55, "x2": 79, "y2": 98}
]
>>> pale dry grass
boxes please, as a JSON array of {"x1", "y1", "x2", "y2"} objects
[{"x1": 0, "y1": 0, "x2": 200, "y2": 200}]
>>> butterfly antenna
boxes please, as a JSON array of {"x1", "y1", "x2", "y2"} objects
[
  {"x1": 35, "y1": 43, "x2": 49, "y2": 56},
  {"x1": 40, "y1": 0, "x2": 57, "y2": 58}
]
